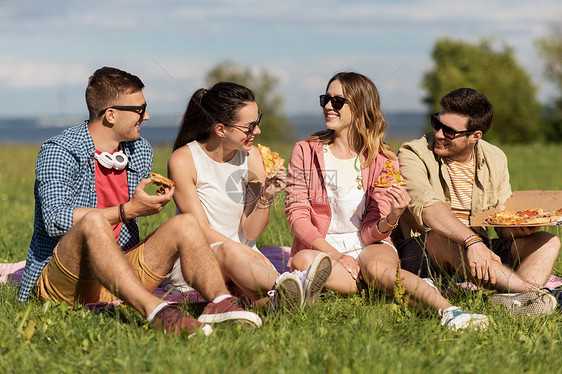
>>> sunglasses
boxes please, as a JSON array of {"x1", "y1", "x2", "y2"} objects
[
  {"x1": 99, "y1": 103, "x2": 147, "y2": 118},
  {"x1": 319, "y1": 94, "x2": 348, "y2": 110},
  {"x1": 431, "y1": 113, "x2": 474, "y2": 140},
  {"x1": 225, "y1": 112, "x2": 262, "y2": 135}
]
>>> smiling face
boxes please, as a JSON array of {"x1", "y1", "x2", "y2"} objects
[
  {"x1": 323, "y1": 80, "x2": 352, "y2": 135},
  {"x1": 109, "y1": 90, "x2": 149, "y2": 143},
  {"x1": 432, "y1": 110, "x2": 480, "y2": 162},
  {"x1": 223, "y1": 101, "x2": 260, "y2": 152}
]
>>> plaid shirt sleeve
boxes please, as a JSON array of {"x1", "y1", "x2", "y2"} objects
[{"x1": 35, "y1": 142, "x2": 79, "y2": 237}]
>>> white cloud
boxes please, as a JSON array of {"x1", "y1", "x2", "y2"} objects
[
  {"x1": 0, "y1": 59, "x2": 89, "y2": 88},
  {"x1": 0, "y1": 0, "x2": 560, "y2": 116}
]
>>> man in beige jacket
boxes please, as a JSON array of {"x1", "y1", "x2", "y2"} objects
[{"x1": 394, "y1": 88, "x2": 561, "y2": 317}]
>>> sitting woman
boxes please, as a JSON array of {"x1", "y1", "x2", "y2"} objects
[
  {"x1": 285, "y1": 72, "x2": 488, "y2": 330},
  {"x1": 164, "y1": 82, "x2": 331, "y2": 312}
]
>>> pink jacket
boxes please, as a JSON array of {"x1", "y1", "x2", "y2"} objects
[{"x1": 285, "y1": 140, "x2": 397, "y2": 258}]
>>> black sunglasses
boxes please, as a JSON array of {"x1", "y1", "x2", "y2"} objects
[
  {"x1": 225, "y1": 112, "x2": 262, "y2": 135},
  {"x1": 431, "y1": 113, "x2": 474, "y2": 140},
  {"x1": 99, "y1": 103, "x2": 147, "y2": 118},
  {"x1": 319, "y1": 94, "x2": 348, "y2": 110}
]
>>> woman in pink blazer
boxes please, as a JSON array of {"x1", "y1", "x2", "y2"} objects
[{"x1": 285, "y1": 72, "x2": 488, "y2": 331}]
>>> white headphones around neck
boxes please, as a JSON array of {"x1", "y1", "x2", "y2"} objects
[{"x1": 93, "y1": 150, "x2": 128, "y2": 170}]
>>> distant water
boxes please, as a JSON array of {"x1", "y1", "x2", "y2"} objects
[{"x1": 0, "y1": 112, "x2": 427, "y2": 145}]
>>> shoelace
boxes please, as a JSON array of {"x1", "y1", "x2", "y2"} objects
[
  {"x1": 291, "y1": 269, "x2": 306, "y2": 281},
  {"x1": 224, "y1": 297, "x2": 246, "y2": 311},
  {"x1": 237, "y1": 295, "x2": 251, "y2": 310},
  {"x1": 157, "y1": 306, "x2": 184, "y2": 330}
]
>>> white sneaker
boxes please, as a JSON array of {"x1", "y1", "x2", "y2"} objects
[
  {"x1": 439, "y1": 306, "x2": 489, "y2": 331},
  {"x1": 291, "y1": 253, "x2": 332, "y2": 307},
  {"x1": 269, "y1": 272, "x2": 303, "y2": 313},
  {"x1": 490, "y1": 290, "x2": 557, "y2": 318}
]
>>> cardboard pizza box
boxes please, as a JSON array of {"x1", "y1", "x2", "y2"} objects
[{"x1": 470, "y1": 190, "x2": 562, "y2": 227}]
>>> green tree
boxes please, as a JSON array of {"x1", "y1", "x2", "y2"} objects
[
  {"x1": 205, "y1": 60, "x2": 295, "y2": 143},
  {"x1": 535, "y1": 20, "x2": 562, "y2": 142},
  {"x1": 422, "y1": 38, "x2": 543, "y2": 143}
]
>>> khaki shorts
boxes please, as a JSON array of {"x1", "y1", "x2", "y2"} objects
[{"x1": 35, "y1": 242, "x2": 167, "y2": 305}]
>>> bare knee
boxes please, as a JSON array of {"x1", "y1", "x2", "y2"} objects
[
  {"x1": 523, "y1": 231, "x2": 561, "y2": 259},
  {"x1": 163, "y1": 213, "x2": 206, "y2": 245},
  {"x1": 214, "y1": 241, "x2": 240, "y2": 265},
  {"x1": 291, "y1": 251, "x2": 317, "y2": 271},
  {"x1": 168, "y1": 213, "x2": 200, "y2": 232},
  {"x1": 77, "y1": 211, "x2": 111, "y2": 237}
]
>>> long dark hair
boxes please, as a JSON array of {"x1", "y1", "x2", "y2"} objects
[{"x1": 172, "y1": 82, "x2": 255, "y2": 151}]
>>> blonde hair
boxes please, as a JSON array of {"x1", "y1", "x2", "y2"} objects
[{"x1": 307, "y1": 72, "x2": 395, "y2": 166}]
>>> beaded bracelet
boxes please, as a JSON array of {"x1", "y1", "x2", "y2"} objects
[
  {"x1": 464, "y1": 235, "x2": 483, "y2": 249},
  {"x1": 256, "y1": 195, "x2": 275, "y2": 209},
  {"x1": 465, "y1": 238, "x2": 484, "y2": 249},
  {"x1": 463, "y1": 234, "x2": 480, "y2": 246}
]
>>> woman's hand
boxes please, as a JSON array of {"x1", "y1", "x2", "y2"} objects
[
  {"x1": 386, "y1": 184, "x2": 411, "y2": 220},
  {"x1": 261, "y1": 165, "x2": 287, "y2": 201},
  {"x1": 331, "y1": 253, "x2": 360, "y2": 280}
]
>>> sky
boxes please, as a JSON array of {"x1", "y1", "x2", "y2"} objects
[{"x1": 1, "y1": 0, "x2": 560, "y2": 122}]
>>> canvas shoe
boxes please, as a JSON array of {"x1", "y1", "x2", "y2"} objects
[
  {"x1": 197, "y1": 296, "x2": 262, "y2": 327},
  {"x1": 269, "y1": 272, "x2": 303, "y2": 313},
  {"x1": 490, "y1": 290, "x2": 557, "y2": 318},
  {"x1": 546, "y1": 288, "x2": 562, "y2": 309},
  {"x1": 151, "y1": 304, "x2": 213, "y2": 337},
  {"x1": 292, "y1": 253, "x2": 332, "y2": 307},
  {"x1": 439, "y1": 306, "x2": 489, "y2": 331}
]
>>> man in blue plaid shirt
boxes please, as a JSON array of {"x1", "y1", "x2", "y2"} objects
[{"x1": 19, "y1": 67, "x2": 262, "y2": 336}]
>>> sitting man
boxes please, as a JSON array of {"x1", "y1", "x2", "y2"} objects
[
  {"x1": 394, "y1": 87, "x2": 561, "y2": 317},
  {"x1": 18, "y1": 66, "x2": 262, "y2": 336}
]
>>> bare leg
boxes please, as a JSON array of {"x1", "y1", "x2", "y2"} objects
[
  {"x1": 212, "y1": 240, "x2": 280, "y2": 299},
  {"x1": 141, "y1": 213, "x2": 231, "y2": 301},
  {"x1": 512, "y1": 231, "x2": 560, "y2": 287},
  {"x1": 291, "y1": 250, "x2": 357, "y2": 294},
  {"x1": 358, "y1": 243, "x2": 451, "y2": 310},
  {"x1": 425, "y1": 231, "x2": 539, "y2": 292},
  {"x1": 56, "y1": 212, "x2": 165, "y2": 318}
]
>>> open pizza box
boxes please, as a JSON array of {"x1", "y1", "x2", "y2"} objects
[{"x1": 470, "y1": 190, "x2": 562, "y2": 227}]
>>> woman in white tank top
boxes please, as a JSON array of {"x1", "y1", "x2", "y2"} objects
[
  {"x1": 164, "y1": 82, "x2": 332, "y2": 311},
  {"x1": 286, "y1": 73, "x2": 489, "y2": 330}
]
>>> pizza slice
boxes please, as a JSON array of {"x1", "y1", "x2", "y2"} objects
[
  {"x1": 150, "y1": 172, "x2": 174, "y2": 188},
  {"x1": 485, "y1": 208, "x2": 558, "y2": 225},
  {"x1": 373, "y1": 160, "x2": 406, "y2": 188},
  {"x1": 545, "y1": 208, "x2": 562, "y2": 223},
  {"x1": 485, "y1": 210, "x2": 520, "y2": 225},
  {"x1": 258, "y1": 144, "x2": 285, "y2": 178}
]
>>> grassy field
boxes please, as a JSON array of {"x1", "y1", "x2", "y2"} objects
[{"x1": 1, "y1": 141, "x2": 562, "y2": 373}]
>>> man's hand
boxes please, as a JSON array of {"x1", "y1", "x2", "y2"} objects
[
  {"x1": 127, "y1": 178, "x2": 174, "y2": 218},
  {"x1": 466, "y1": 242, "x2": 501, "y2": 285},
  {"x1": 331, "y1": 253, "x2": 360, "y2": 280}
]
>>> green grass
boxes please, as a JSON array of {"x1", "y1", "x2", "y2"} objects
[{"x1": 1, "y1": 142, "x2": 562, "y2": 373}]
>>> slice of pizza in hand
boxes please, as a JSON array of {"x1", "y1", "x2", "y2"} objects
[
  {"x1": 150, "y1": 172, "x2": 174, "y2": 188},
  {"x1": 373, "y1": 160, "x2": 406, "y2": 188},
  {"x1": 258, "y1": 144, "x2": 285, "y2": 178}
]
